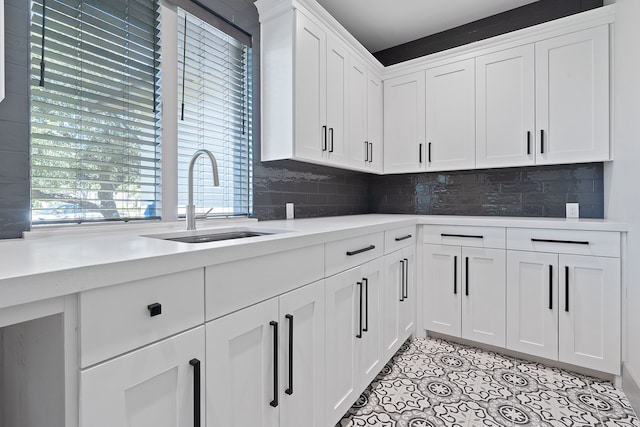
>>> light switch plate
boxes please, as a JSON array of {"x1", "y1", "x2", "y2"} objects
[
  {"x1": 566, "y1": 203, "x2": 579, "y2": 218},
  {"x1": 286, "y1": 203, "x2": 294, "y2": 219}
]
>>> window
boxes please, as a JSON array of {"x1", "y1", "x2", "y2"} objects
[
  {"x1": 176, "y1": 8, "x2": 252, "y2": 218},
  {"x1": 30, "y1": 0, "x2": 253, "y2": 224},
  {"x1": 31, "y1": 0, "x2": 161, "y2": 223}
]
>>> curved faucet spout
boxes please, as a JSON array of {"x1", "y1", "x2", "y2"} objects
[{"x1": 187, "y1": 149, "x2": 220, "y2": 230}]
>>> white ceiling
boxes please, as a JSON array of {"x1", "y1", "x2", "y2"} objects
[{"x1": 315, "y1": 0, "x2": 541, "y2": 52}]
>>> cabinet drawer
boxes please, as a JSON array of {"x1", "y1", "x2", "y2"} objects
[
  {"x1": 507, "y1": 228, "x2": 620, "y2": 257},
  {"x1": 384, "y1": 225, "x2": 416, "y2": 253},
  {"x1": 422, "y1": 225, "x2": 505, "y2": 249},
  {"x1": 205, "y1": 245, "x2": 324, "y2": 321},
  {"x1": 325, "y1": 232, "x2": 384, "y2": 276},
  {"x1": 79, "y1": 269, "x2": 204, "y2": 368}
]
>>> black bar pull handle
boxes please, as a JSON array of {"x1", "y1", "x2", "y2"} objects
[
  {"x1": 346, "y1": 245, "x2": 376, "y2": 256},
  {"x1": 565, "y1": 266, "x2": 569, "y2": 313},
  {"x1": 419, "y1": 143, "x2": 423, "y2": 163},
  {"x1": 428, "y1": 142, "x2": 432, "y2": 162},
  {"x1": 147, "y1": 302, "x2": 162, "y2": 317},
  {"x1": 364, "y1": 141, "x2": 369, "y2": 162},
  {"x1": 356, "y1": 282, "x2": 363, "y2": 338},
  {"x1": 369, "y1": 142, "x2": 373, "y2": 163},
  {"x1": 322, "y1": 126, "x2": 327, "y2": 151},
  {"x1": 441, "y1": 233, "x2": 484, "y2": 239},
  {"x1": 465, "y1": 257, "x2": 470, "y2": 296},
  {"x1": 270, "y1": 321, "x2": 279, "y2": 407},
  {"x1": 363, "y1": 278, "x2": 369, "y2": 332},
  {"x1": 453, "y1": 256, "x2": 458, "y2": 295},
  {"x1": 189, "y1": 358, "x2": 201, "y2": 427},
  {"x1": 329, "y1": 128, "x2": 334, "y2": 152},
  {"x1": 527, "y1": 131, "x2": 531, "y2": 155},
  {"x1": 395, "y1": 234, "x2": 412, "y2": 242},
  {"x1": 548, "y1": 265, "x2": 553, "y2": 310},
  {"x1": 403, "y1": 258, "x2": 409, "y2": 299},
  {"x1": 285, "y1": 314, "x2": 293, "y2": 396},
  {"x1": 531, "y1": 238, "x2": 589, "y2": 245},
  {"x1": 399, "y1": 260, "x2": 405, "y2": 302},
  {"x1": 540, "y1": 129, "x2": 545, "y2": 154}
]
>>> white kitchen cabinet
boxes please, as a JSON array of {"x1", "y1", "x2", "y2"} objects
[
  {"x1": 535, "y1": 25, "x2": 610, "y2": 164},
  {"x1": 348, "y1": 53, "x2": 383, "y2": 173},
  {"x1": 383, "y1": 245, "x2": 416, "y2": 359},
  {"x1": 424, "y1": 244, "x2": 506, "y2": 347},
  {"x1": 206, "y1": 279, "x2": 326, "y2": 427},
  {"x1": 506, "y1": 250, "x2": 559, "y2": 360},
  {"x1": 559, "y1": 254, "x2": 620, "y2": 373},
  {"x1": 383, "y1": 71, "x2": 426, "y2": 173},
  {"x1": 506, "y1": 229, "x2": 621, "y2": 374},
  {"x1": 425, "y1": 59, "x2": 476, "y2": 171},
  {"x1": 206, "y1": 298, "x2": 280, "y2": 427},
  {"x1": 325, "y1": 258, "x2": 383, "y2": 426},
  {"x1": 278, "y1": 281, "x2": 326, "y2": 427},
  {"x1": 325, "y1": 33, "x2": 349, "y2": 166},
  {"x1": 476, "y1": 45, "x2": 535, "y2": 168},
  {"x1": 80, "y1": 327, "x2": 205, "y2": 427}
]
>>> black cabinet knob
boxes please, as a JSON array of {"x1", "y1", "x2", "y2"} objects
[{"x1": 147, "y1": 302, "x2": 162, "y2": 317}]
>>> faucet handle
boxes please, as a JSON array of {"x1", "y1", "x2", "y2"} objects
[{"x1": 194, "y1": 208, "x2": 213, "y2": 220}]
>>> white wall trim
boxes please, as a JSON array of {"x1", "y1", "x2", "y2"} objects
[{"x1": 623, "y1": 363, "x2": 640, "y2": 415}]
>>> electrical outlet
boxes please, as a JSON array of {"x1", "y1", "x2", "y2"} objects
[
  {"x1": 566, "y1": 203, "x2": 579, "y2": 219},
  {"x1": 286, "y1": 203, "x2": 294, "y2": 219}
]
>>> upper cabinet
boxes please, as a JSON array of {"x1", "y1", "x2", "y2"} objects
[
  {"x1": 257, "y1": 0, "x2": 384, "y2": 172},
  {"x1": 425, "y1": 59, "x2": 476, "y2": 171},
  {"x1": 0, "y1": 0, "x2": 4, "y2": 103},
  {"x1": 476, "y1": 45, "x2": 536, "y2": 168},
  {"x1": 258, "y1": 0, "x2": 613, "y2": 175},
  {"x1": 383, "y1": 71, "x2": 425, "y2": 173},
  {"x1": 535, "y1": 26, "x2": 610, "y2": 164}
]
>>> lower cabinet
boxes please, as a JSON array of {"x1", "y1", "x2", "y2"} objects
[
  {"x1": 80, "y1": 326, "x2": 205, "y2": 427},
  {"x1": 383, "y1": 245, "x2": 416, "y2": 360},
  {"x1": 507, "y1": 251, "x2": 620, "y2": 373},
  {"x1": 206, "y1": 280, "x2": 326, "y2": 427},
  {"x1": 423, "y1": 244, "x2": 506, "y2": 347},
  {"x1": 325, "y1": 258, "x2": 383, "y2": 426}
]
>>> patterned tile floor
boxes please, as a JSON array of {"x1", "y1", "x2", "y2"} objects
[{"x1": 339, "y1": 337, "x2": 640, "y2": 427}]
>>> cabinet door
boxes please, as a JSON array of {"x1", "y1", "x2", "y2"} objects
[
  {"x1": 423, "y1": 244, "x2": 462, "y2": 337},
  {"x1": 461, "y1": 247, "x2": 506, "y2": 347},
  {"x1": 80, "y1": 327, "x2": 205, "y2": 427},
  {"x1": 279, "y1": 280, "x2": 326, "y2": 427},
  {"x1": 476, "y1": 45, "x2": 535, "y2": 168},
  {"x1": 382, "y1": 250, "x2": 403, "y2": 358},
  {"x1": 357, "y1": 258, "x2": 384, "y2": 389},
  {"x1": 348, "y1": 54, "x2": 368, "y2": 168},
  {"x1": 425, "y1": 59, "x2": 475, "y2": 171},
  {"x1": 325, "y1": 34, "x2": 349, "y2": 166},
  {"x1": 535, "y1": 25, "x2": 609, "y2": 164},
  {"x1": 206, "y1": 298, "x2": 279, "y2": 427},
  {"x1": 558, "y1": 255, "x2": 620, "y2": 374},
  {"x1": 383, "y1": 71, "x2": 426, "y2": 173},
  {"x1": 367, "y1": 73, "x2": 384, "y2": 173},
  {"x1": 399, "y1": 245, "x2": 417, "y2": 341},
  {"x1": 506, "y1": 251, "x2": 558, "y2": 360},
  {"x1": 294, "y1": 11, "x2": 326, "y2": 162},
  {"x1": 325, "y1": 266, "x2": 362, "y2": 426}
]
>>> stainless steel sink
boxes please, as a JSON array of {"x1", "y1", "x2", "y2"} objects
[
  {"x1": 165, "y1": 230, "x2": 274, "y2": 243},
  {"x1": 142, "y1": 226, "x2": 291, "y2": 243}
]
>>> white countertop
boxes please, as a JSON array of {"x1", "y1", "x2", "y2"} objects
[{"x1": 0, "y1": 214, "x2": 626, "y2": 310}]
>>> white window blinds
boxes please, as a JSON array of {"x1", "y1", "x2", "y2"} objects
[
  {"x1": 30, "y1": 0, "x2": 161, "y2": 223},
  {"x1": 177, "y1": 7, "x2": 252, "y2": 218}
]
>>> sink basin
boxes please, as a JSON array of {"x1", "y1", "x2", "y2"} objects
[{"x1": 142, "y1": 226, "x2": 291, "y2": 244}]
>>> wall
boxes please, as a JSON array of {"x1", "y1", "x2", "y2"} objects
[
  {"x1": 0, "y1": 0, "x2": 30, "y2": 239},
  {"x1": 372, "y1": 163, "x2": 604, "y2": 218},
  {"x1": 374, "y1": 0, "x2": 603, "y2": 66},
  {"x1": 604, "y1": 0, "x2": 640, "y2": 410}
]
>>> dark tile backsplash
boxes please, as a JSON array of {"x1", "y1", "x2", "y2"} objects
[
  {"x1": 369, "y1": 163, "x2": 604, "y2": 218},
  {"x1": 253, "y1": 160, "x2": 370, "y2": 220}
]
